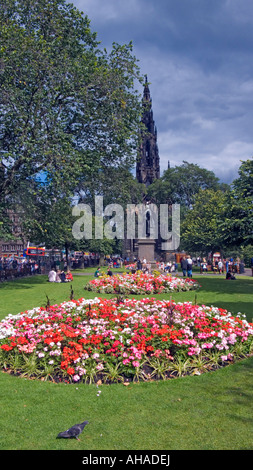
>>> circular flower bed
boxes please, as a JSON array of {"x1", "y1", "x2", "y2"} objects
[
  {"x1": 85, "y1": 271, "x2": 200, "y2": 295},
  {"x1": 0, "y1": 297, "x2": 252, "y2": 383}
]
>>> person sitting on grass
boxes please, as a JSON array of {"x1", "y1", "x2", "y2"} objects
[
  {"x1": 65, "y1": 269, "x2": 73, "y2": 282},
  {"x1": 60, "y1": 270, "x2": 66, "y2": 282},
  {"x1": 107, "y1": 268, "x2": 113, "y2": 276},
  {"x1": 48, "y1": 268, "x2": 56, "y2": 282},
  {"x1": 226, "y1": 271, "x2": 236, "y2": 280},
  {"x1": 94, "y1": 267, "x2": 101, "y2": 277},
  {"x1": 55, "y1": 270, "x2": 62, "y2": 283}
]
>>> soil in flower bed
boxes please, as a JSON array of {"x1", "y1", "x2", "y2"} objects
[
  {"x1": 84, "y1": 271, "x2": 200, "y2": 295},
  {"x1": 0, "y1": 297, "x2": 252, "y2": 384}
]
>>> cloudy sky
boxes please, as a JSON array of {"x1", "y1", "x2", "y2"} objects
[{"x1": 73, "y1": 0, "x2": 253, "y2": 183}]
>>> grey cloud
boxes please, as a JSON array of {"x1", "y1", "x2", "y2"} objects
[{"x1": 73, "y1": 0, "x2": 253, "y2": 182}]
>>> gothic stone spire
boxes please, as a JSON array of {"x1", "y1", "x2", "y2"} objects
[{"x1": 136, "y1": 76, "x2": 160, "y2": 186}]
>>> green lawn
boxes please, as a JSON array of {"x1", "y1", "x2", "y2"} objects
[{"x1": 0, "y1": 272, "x2": 253, "y2": 450}]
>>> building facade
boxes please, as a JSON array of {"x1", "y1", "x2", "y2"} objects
[{"x1": 0, "y1": 210, "x2": 26, "y2": 257}]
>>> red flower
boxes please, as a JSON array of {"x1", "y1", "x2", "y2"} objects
[
  {"x1": 44, "y1": 337, "x2": 53, "y2": 345},
  {"x1": 69, "y1": 341, "x2": 83, "y2": 352},
  {"x1": 17, "y1": 336, "x2": 28, "y2": 345},
  {"x1": 1, "y1": 344, "x2": 13, "y2": 351},
  {"x1": 61, "y1": 359, "x2": 69, "y2": 369}
]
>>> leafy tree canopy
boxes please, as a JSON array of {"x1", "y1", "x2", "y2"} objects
[
  {"x1": 0, "y1": 0, "x2": 144, "y2": 203},
  {"x1": 220, "y1": 158, "x2": 253, "y2": 248},
  {"x1": 147, "y1": 161, "x2": 225, "y2": 209},
  {"x1": 180, "y1": 189, "x2": 228, "y2": 255},
  {"x1": 179, "y1": 159, "x2": 253, "y2": 254}
]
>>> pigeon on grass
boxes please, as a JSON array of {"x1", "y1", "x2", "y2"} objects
[{"x1": 57, "y1": 420, "x2": 89, "y2": 440}]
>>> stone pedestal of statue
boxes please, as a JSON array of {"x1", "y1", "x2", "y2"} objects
[{"x1": 137, "y1": 238, "x2": 156, "y2": 270}]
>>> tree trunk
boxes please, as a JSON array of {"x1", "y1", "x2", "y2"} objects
[{"x1": 65, "y1": 242, "x2": 69, "y2": 268}]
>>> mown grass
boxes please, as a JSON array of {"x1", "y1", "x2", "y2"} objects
[
  {"x1": 0, "y1": 272, "x2": 252, "y2": 450},
  {"x1": 0, "y1": 271, "x2": 252, "y2": 322}
]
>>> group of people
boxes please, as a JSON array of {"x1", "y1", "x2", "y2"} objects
[
  {"x1": 48, "y1": 268, "x2": 73, "y2": 283},
  {"x1": 136, "y1": 258, "x2": 152, "y2": 273},
  {"x1": 0, "y1": 256, "x2": 40, "y2": 272},
  {"x1": 94, "y1": 267, "x2": 114, "y2": 277},
  {"x1": 0, "y1": 256, "x2": 42, "y2": 279},
  {"x1": 199, "y1": 259, "x2": 224, "y2": 274},
  {"x1": 107, "y1": 257, "x2": 124, "y2": 268},
  {"x1": 158, "y1": 260, "x2": 178, "y2": 274},
  {"x1": 181, "y1": 255, "x2": 244, "y2": 279}
]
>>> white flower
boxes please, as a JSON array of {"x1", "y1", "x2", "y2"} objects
[{"x1": 73, "y1": 375, "x2": 80, "y2": 382}]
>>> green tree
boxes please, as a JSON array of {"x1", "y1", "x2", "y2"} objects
[
  {"x1": 220, "y1": 159, "x2": 253, "y2": 247},
  {"x1": 21, "y1": 193, "x2": 75, "y2": 261},
  {"x1": 233, "y1": 158, "x2": 253, "y2": 198},
  {"x1": 0, "y1": 203, "x2": 12, "y2": 239},
  {"x1": 21, "y1": 183, "x2": 124, "y2": 263},
  {"x1": 0, "y1": 0, "x2": 143, "y2": 203},
  {"x1": 180, "y1": 189, "x2": 228, "y2": 255},
  {"x1": 147, "y1": 161, "x2": 223, "y2": 209},
  {"x1": 0, "y1": 0, "x2": 146, "y2": 254},
  {"x1": 240, "y1": 245, "x2": 253, "y2": 267}
]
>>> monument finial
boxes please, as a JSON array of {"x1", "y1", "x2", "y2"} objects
[{"x1": 143, "y1": 75, "x2": 151, "y2": 102}]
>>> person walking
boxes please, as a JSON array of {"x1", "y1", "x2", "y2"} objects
[
  {"x1": 187, "y1": 256, "x2": 193, "y2": 277},
  {"x1": 181, "y1": 256, "x2": 188, "y2": 277},
  {"x1": 137, "y1": 258, "x2": 142, "y2": 271},
  {"x1": 218, "y1": 259, "x2": 223, "y2": 274}
]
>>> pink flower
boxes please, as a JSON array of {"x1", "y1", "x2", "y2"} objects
[
  {"x1": 228, "y1": 334, "x2": 237, "y2": 344},
  {"x1": 153, "y1": 349, "x2": 163, "y2": 357},
  {"x1": 187, "y1": 347, "x2": 201, "y2": 356},
  {"x1": 132, "y1": 361, "x2": 140, "y2": 368},
  {"x1": 201, "y1": 342, "x2": 214, "y2": 349}
]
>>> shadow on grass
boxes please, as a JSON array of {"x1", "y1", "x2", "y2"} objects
[
  {"x1": 194, "y1": 276, "x2": 253, "y2": 295},
  {"x1": 0, "y1": 275, "x2": 52, "y2": 290},
  {"x1": 192, "y1": 277, "x2": 253, "y2": 320},
  {"x1": 224, "y1": 358, "x2": 253, "y2": 436}
]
